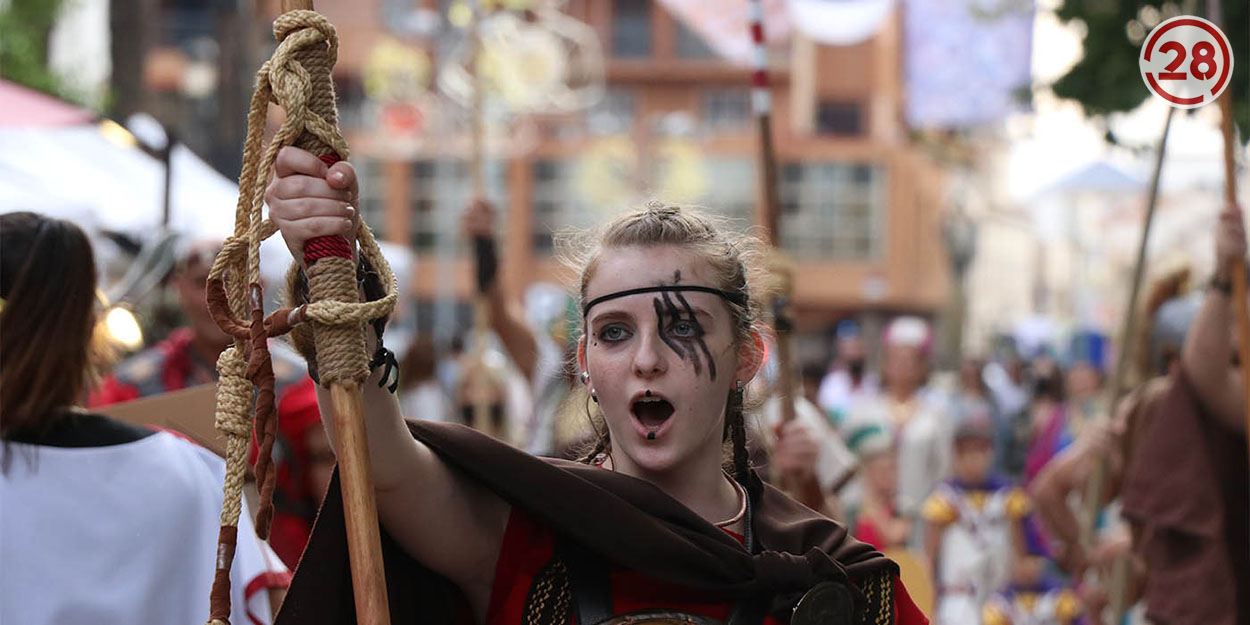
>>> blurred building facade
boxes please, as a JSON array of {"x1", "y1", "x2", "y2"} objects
[{"x1": 132, "y1": 0, "x2": 951, "y2": 355}]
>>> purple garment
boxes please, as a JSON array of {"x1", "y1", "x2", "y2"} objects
[{"x1": 1024, "y1": 404, "x2": 1067, "y2": 485}]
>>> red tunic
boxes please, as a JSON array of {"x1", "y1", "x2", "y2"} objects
[{"x1": 488, "y1": 508, "x2": 929, "y2": 624}]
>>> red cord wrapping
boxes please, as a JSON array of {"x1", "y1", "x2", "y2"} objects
[{"x1": 302, "y1": 153, "x2": 352, "y2": 265}]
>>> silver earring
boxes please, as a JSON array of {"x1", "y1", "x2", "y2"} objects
[
  {"x1": 736, "y1": 380, "x2": 744, "y2": 392},
  {"x1": 591, "y1": 388, "x2": 599, "y2": 403},
  {"x1": 581, "y1": 371, "x2": 590, "y2": 384}
]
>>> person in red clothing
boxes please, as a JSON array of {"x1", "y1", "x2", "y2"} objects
[
  {"x1": 845, "y1": 423, "x2": 910, "y2": 551},
  {"x1": 267, "y1": 146, "x2": 928, "y2": 625},
  {"x1": 90, "y1": 238, "x2": 325, "y2": 568}
]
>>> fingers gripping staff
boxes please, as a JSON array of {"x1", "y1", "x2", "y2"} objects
[{"x1": 202, "y1": 3, "x2": 396, "y2": 624}]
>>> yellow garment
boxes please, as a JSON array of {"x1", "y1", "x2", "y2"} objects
[
  {"x1": 1054, "y1": 589, "x2": 1083, "y2": 623},
  {"x1": 1005, "y1": 487, "x2": 1031, "y2": 520},
  {"x1": 921, "y1": 491, "x2": 958, "y2": 525},
  {"x1": 981, "y1": 603, "x2": 1011, "y2": 625}
]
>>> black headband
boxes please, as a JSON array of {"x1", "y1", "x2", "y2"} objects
[{"x1": 583, "y1": 285, "x2": 747, "y2": 317}]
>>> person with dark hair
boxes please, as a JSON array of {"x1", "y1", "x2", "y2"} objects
[
  {"x1": 1023, "y1": 357, "x2": 1067, "y2": 486},
  {"x1": 0, "y1": 212, "x2": 288, "y2": 624},
  {"x1": 264, "y1": 147, "x2": 928, "y2": 625},
  {"x1": 817, "y1": 320, "x2": 880, "y2": 427}
]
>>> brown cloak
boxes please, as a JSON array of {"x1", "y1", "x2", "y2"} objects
[
  {"x1": 274, "y1": 421, "x2": 897, "y2": 624},
  {"x1": 1121, "y1": 370, "x2": 1249, "y2": 625}
]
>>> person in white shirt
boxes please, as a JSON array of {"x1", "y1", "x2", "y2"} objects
[
  {"x1": 0, "y1": 211, "x2": 288, "y2": 625},
  {"x1": 843, "y1": 316, "x2": 954, "y2": 537}
]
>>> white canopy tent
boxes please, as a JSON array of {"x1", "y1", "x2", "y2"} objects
[{"x1": 0, "y1": 125, "x2": 240, "y2": 239}]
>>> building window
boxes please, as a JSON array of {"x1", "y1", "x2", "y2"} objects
[
  {"x1": 355, "y1": 159, "x2": 388, "y2": 240},
  {"x1": 530, "y1": 160, "x2": 592, "y2": 254},
  {"x1": 407, "y1": 159, "x2": 506, "y2": 253},
  {"x1": 778, "y1": 162, "x2": 885, "y2": 260},
  {"x1": 698, "y1": 157, "x2": 755, "y2": 226},
  {"x1": 816, "y1": 101, "x2": 864, "y2": 137},
  {"x1": 700, "y1": 88, "x2": 750, "y2": 133},
  {"x1": 587, "y1": 87, "x2": 637, "y2": 134},
  {"x1": 674, "y1": 21, "x2": 716, "y2": 59},
  {"x1": 530, "y1": 156, "x2": 756, "y2": 254},
  {"x1": 612, "y1": 0, "x2": 652, "y2": 59}
]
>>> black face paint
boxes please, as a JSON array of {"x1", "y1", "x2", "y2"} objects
[
  {"x1": 654, "y1": 290, "x2": 717, "y2": 381},
  {"x1": 673, "y1": 290, "x2": 717, "y2": 381},
  {"x1": 653, "y1": 296, "x2": 696, "y2": 374}
]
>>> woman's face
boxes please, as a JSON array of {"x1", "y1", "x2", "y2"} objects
[{"x1": 578, "y1": 245, "x2": 760, "y2": 478}]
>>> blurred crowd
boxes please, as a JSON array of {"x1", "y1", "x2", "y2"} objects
[{"x1": 58, "y1": 199, "x2": 1248, "y2": 625}]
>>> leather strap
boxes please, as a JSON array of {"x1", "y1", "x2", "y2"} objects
[{"x1": 556, "y1": 535, "x2": 613, "y2": 625}]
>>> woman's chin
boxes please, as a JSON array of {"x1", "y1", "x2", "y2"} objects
[{"x1": 617, "y1": 441, "x2": 683, "y2": 475}]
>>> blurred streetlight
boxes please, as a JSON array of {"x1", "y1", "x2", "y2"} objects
[
  {"x1": 941, "y1": 204, "x2": 978, "y2": 368},
  {"x1": 104, "y1": 306, "x2": 145, "y2": 351}
]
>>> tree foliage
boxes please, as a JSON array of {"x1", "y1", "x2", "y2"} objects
[
  {"x1": 1052, "y1": 0, "x2": 1247, "y2": 141},
  {"x1": 0, "y1": 0, "x2": 82, "y2": 104}
]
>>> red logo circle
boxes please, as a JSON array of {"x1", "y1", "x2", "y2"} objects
[{"x1": 1139, "y1": 15, "x2": 1234, "y2": 109}]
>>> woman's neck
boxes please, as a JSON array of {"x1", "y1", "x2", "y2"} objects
[{"x1": 615, "y1": 446, "x2": 741, "y2": 530}]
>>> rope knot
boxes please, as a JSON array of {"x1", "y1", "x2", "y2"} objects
[
  {"x1": 272, "y1": 10, "x2": 338, "y2": 54},
  {"x1": 214, "y1": 347, "x2": 253, "y2": 440}
]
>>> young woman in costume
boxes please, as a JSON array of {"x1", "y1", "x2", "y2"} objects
[
  {"x1": 267, "y1": 147, "x2": 928, "y2": 625},
  {"x1": 0, "y1": 212, "x2": 288, "y2": 625}
]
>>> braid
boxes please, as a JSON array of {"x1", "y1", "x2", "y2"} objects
[
  {"x1": 727, "y1": 385, "x2": 750, "y2": 484},
  {"x1": 577, "y1": 392, "x2": 611, "y2": 464}
]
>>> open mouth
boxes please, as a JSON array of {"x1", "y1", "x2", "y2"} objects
[{"x1": 631, "y1": 395, "x2": 675, "y2": 431}]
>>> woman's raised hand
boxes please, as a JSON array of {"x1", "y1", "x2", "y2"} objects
[{"x1": 266, "y1": 146, "x2": 360, "y2": 267}]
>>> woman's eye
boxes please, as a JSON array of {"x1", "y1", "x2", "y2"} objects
[
  {"x1": 669, "y1": 319, "x2": 700, "y2": 339},
  {"x1": 599, "y1": 325, "x2": 630, "y2": 342}
]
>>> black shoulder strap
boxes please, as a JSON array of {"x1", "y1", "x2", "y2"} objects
[{"x1": 555, "y1": 535, "x2": 613, "y2": 625}]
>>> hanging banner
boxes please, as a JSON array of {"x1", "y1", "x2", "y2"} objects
[{"x1": 904, "y1": 0, "x2": 1035, "y2": 129}]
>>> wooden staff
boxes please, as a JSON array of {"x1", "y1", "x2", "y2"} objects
[
  {"x1": 1080, "y1": 107, "x2": 1175, "y2": 550},
  {"x1": 465, "y1": 0, "x2": 503, "y2": 441},
  {"x1": 745, "y1": 0, "x2": 828, "y2": 512},
  {"x1": 1218, "y1": 67, "x2": 1249, "y2": 462},
  {"x1": 280, "y1": 1, "x2": 391, "y2": 623},
  {"x1": 1077, "y1": 106, "x2": 1174, "y2": 625}
]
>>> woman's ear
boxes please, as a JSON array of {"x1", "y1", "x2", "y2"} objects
[
  {"x1": 734, "y1": 327, "x2": 768, "y2": 388},
  {"x1": 576, "y1": 334, "x2": 589, "y2": 377}
]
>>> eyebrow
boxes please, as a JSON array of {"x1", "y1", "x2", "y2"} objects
[
  {"x1": 588, "y1": 309, "x2": 634, "y2": 328},
  {"x1": 588, "y1": 302, "x2": 716, "y2": 326}
]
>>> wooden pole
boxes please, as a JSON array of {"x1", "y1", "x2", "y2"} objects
[
  {"x1": 1219, "y1": 89, "x2": 1249, "y2": 459},
  {"x1": 745, "y1": 0, "x2": 830, "y2": 513},
  {"x1": 1209, "y1": 0, "x2": 1250, "y2": 509},
  {"x1": 466, "y1": 1, "x2": 500, "y2": 441},
  {"x1": 1080, "y1": 107, "x2": 1175, "y2": 550},
  {"x1": 279, "y1": 2, "x2": 391, "y2": 624}
]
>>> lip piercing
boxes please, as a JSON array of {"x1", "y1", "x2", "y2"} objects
[{"x1": 645, "y1": 389, "x2": 652, "y2": 397}]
